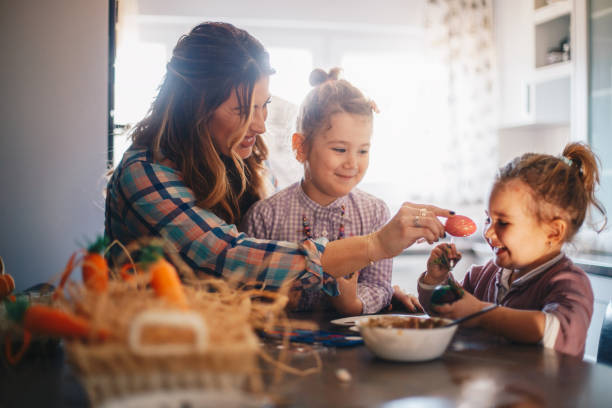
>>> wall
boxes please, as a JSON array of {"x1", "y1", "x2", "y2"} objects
[{"x1": 0, "y1": 0, "x2": 108, "y2": 290}]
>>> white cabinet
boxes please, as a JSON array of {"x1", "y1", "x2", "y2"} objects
[
  {"x1": 494, "y1": 0, "x2": 577, "y2": 130},
  {"x1": 494, "y1": 0, "x2": 535, "y2": 128}
]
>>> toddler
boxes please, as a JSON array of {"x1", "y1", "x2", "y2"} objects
[
  {"x1": 418, "y1": 143, "x2": 606, "y2": 357},
  {"x1": 243, "y1": 68, "x2": 392, "y2": 315}
]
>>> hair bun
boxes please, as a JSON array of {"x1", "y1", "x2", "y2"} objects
[{"x1": 309, "y1": 67, "x2": 342, "y2": 87}]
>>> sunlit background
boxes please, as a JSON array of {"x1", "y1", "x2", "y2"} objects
[{"x1": 112, "y1": 0, "x2": 493, "y2": 217}]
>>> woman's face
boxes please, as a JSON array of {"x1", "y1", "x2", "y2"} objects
[{"x1": 209, "y1": 76, "x2": 271, "y2": 159}]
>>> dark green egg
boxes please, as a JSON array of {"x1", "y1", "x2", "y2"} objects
[{"x1": 431, "y1": 279, "x2": 464, "y2": 305}]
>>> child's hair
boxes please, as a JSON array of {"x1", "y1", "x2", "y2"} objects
[
  {"x1": 296, "y1": 67, "x2": 375, "y2": 150},
  {"x1": 495, "y1": 142, "x2": 607, "y2": 240}
]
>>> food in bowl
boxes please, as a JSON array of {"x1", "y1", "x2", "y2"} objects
[
  {"x1": 357, "y1": 315, "x2": 458, "y2": 362},
  {"x1": 363, "y1": 316, "x2": 447, "y2": 329}
]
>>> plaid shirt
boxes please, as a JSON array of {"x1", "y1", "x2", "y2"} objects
[
  {"x1": 105, "y1": 148, "x2": 338, "y2": 295},
  {"x1": 242, "y1": 182, "x2": 393, "y2": 314}
]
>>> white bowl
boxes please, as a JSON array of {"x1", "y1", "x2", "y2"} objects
[{"x1": 357, "y1": 316, "x2": 458, "y2": 362}]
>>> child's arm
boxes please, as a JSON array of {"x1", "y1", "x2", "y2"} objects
[
  {"x1": 329, "y1": 272, "x2": 363, "y2": 315},
  {"x1": 434, "y1": 292, "x2": 546, "y2": 343},
  {"x1": 329, "y1": 258, "x2": 394, "y2": 315}
]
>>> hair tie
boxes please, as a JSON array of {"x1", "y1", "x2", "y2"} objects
[{"x1": 560, "y1": 156, "x2": 573, "y2": 167}]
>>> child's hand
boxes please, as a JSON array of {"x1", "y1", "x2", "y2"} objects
[
  {"x1": 433, "y1": 291, "x2": 489, "y2": 328},
  {"x1": 330, "y1": 271, "x2": 363, "y2": 315},
  {"x1": 387, "y1": 285, "x2": 423, "y2": 313},
  {"x1": 424, "y1": 243, "x2": 461, "y2": 285}
]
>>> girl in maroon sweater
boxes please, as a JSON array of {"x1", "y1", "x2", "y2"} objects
[{"x1": 418, "y1": 143, "x2": 607, "y2": 357}]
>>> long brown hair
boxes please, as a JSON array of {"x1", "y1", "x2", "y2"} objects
[
  {"x1": 131, "y1": 22, "x2": 274, "y2": 224},
  {"x1": 495, "y1": 142, "x2": 607, "y2": 240}
]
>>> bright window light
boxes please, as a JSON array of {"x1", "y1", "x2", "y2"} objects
[{"x1": 267, "y1": 47, "x2": 313, "y2": 106}]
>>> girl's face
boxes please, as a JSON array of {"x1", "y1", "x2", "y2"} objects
[
  {"x1": 209, "y1": 76, "x2": 271, "y2": 159},
  {"x1": 299, "y1": 113, "x2": 372, "y2": 206},
  {"x1": 483, "y1": 179, "x2": 560, "y2": 272}
]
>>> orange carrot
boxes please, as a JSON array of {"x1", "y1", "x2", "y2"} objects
[
  {"x1": 144, "y1": 247, "x2": 188, "y2": 309},
  {"x1": 82, "y1": 236, "x2": 109, "y2": 292},
  {"x1": 53, "y1": 251, "x2": 78, "y2": 300},
  {"x1": 23, "y1": 304, "x2": 110, "y2": 340},
  {"x1": 4, "y1": 299, "x2": 110, "y2": 365},
  {"x1": 0, "y1": 273, "x2": 15, "y2": 300}
]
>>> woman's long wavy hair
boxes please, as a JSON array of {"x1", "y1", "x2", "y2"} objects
[{"x1": 131, "y1": 22, "x2": 274, "y2": 224}]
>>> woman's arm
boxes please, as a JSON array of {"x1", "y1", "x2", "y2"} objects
[
  {"x1": 112, "y1": 159, "x2": 449, "y2": 290},
  {"x1": 323, "y1": 203, "x2": 451, "y2": 277}
]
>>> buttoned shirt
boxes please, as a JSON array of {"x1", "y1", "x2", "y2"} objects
[
  {"x1": 105, "y1": 148, "x2": 338, "y2": 295},
  {"x1": 242, "y1": 181, "x2": 393, "y2": 314}
]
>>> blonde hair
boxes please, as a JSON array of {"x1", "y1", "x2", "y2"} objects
[
  {"x1": 296, "y1": 67, "x2": 375, "y2": 151},
  {"x1": 495, "y1": 142, "x2": 607, "y2": 240},
  {"x1": 131, "y1": 22, "x2": 274, "y2": 224}
]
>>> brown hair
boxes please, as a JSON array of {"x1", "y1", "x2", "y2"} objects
[
  {"x1": 296, "y1": 67, "x2": 375, "y2": 150},
  {"x1": 131, "y1": 22, "x2": 274, "y2": 224},
  {"x1": 495, "y1": 142, "x2": 607, "y2": 240}
]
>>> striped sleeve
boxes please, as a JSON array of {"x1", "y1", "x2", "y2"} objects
[{"x1": 117, "y1": 159, "x2": 338, "y2": 295}]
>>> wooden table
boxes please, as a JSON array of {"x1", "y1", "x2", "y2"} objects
[{"x1": 1, "y1": 310, "x2": 612, "y2": 407}]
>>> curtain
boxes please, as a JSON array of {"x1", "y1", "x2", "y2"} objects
[{"x1": 423, "y1": 0, "x2": 498, "y2": 205}]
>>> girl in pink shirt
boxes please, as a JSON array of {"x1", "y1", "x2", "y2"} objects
[{"x1": 418, "y1": 143, "x2": 607, "y2": 356}]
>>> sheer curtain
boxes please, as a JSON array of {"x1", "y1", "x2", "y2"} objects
[{"x1": 422, "y1": 0, "x2": 498, "y2": 206}]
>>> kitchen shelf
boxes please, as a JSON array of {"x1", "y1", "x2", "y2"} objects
[
  {"x1": 534, "y1": 0, "x2": 572, "y2": 24},
  {"x1": 534, "y1": 60, "x2": 572, "y2": 82}
]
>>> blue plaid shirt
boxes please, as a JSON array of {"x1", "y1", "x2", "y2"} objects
[{"x1": 105, "y1": 148, "x2": 338, "y2": 295}]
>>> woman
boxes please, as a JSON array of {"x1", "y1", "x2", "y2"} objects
[{"x1": 105, "y1": 22, "x2": 451, "y2": 299}]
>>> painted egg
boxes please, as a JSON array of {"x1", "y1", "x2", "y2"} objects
[
  {"x1": 445, "y1": 215, "x2": 477, "y2": 237},
  {"x1": 430, "y1": 279, "x2": 465, "y2": 306}
]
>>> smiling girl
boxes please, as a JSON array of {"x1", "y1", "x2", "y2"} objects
[
  {"x1": 417, "y1": 143, "x2": 607, "y2": 357},
  {"x1": 243, "y1": 68, "x2": 395, "y2": 315}
]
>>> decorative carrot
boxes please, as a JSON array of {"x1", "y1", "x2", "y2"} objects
[
  {"x1": 0, "y1": 256, "x2": 15, "y2": 300},
  {"x1": 82, "y1": 236, "x2": 109, "y2": 292},
  {"x1": 142, "y1": 246, "x2": 188, "y2": 309},
  {"x1": 4, "y1": 296, "x2": 110, "y2": 365}
]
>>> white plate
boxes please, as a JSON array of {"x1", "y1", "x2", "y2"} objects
[{"x1": 331, "y1": 313, "x2": 425, "y2": 326}]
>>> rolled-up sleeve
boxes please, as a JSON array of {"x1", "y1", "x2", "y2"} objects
[{"x1": 113, "y1": 159, "x2": 338, "y2": 295}]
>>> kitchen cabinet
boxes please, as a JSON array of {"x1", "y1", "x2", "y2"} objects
[
  {"x1": 588, "y1": 0, "x2": 612, "y2": 219},
  {"x1": 494, "y1": 0, "x2": 578, "y2": 131}
]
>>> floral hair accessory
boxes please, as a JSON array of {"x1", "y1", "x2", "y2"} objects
[{"x1": 369, "y1": 100, "x2": 380, "y2": 114}]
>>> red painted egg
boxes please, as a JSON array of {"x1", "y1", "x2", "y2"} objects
[{"x1": 445, "y1": 215, "x2": 477, "y2": 237}]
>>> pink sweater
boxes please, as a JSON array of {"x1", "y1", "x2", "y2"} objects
[{"x1": 418, "y1": 255, "x2": 593, "y2": 357}]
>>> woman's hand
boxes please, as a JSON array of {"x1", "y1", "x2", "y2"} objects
[
  {"x1": 371, "y1": 204, "x2": 453, "y2": 260},
  {"x1": 433, "y1": 292, "x2": 489, "y2": 327},
  {"x1": 423, "y1": 243, "x2": 461, "y2": 285}
]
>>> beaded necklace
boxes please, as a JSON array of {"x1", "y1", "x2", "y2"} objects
[{"x1": 302, "y1": 204, "x2": 346, "y2": 240}]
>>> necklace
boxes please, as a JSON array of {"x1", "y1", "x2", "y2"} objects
[{"x1": 303, "y1": 204, "x2": 345, "y2": 240}]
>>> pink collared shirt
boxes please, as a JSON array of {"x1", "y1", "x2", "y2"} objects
[{"x1": 242, "y1": 182, "x2": 393, "y2": 314}]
